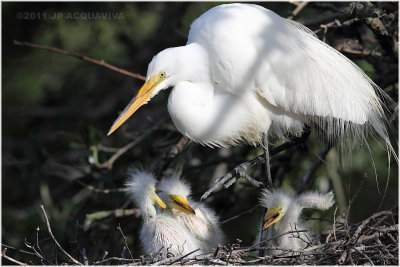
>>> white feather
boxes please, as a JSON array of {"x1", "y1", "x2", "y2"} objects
[
  {"x1": 258, "y1": 189, "x2": 335, "y2": 254},
  {"x1": 125, "y1": 170, "x2": 201, "y2": 257},
  {"x1": 158, "y1": 175, "x2": 224, "y2": 252},
  {"x1": 110, "y1": 3, "x2": 397, "y2": 162}
]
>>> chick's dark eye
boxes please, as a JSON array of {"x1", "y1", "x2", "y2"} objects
[{"x1": 170, "y1": 195, "x2": 174, "y2": 200}]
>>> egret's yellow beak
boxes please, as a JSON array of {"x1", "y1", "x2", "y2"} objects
[
  {"x1": 107, "y1": 74, "x2": 165, "y2": 136},
  {"x1": 171, "y1": 195, "x2": 195, "y2": 215},
  {"x1": 263, "y1": 206, "x2": 282, "y2": 230},
  {"x1": 152, "y1": 193, "x2": 167, "y2": 209}
]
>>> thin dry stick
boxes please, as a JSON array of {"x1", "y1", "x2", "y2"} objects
[
  {"x1": 76, "y1": 180, "x2": 125, "y2": 194},
  {"x1": 117, "y1": 224, "x2": 134, "y2": 261},
  {"x1": 92, "y1": 256, "x2": 135, "y2": 265},
  {"x1": 287, "y1": 1, "x2": 309, "y2": 20},
  {"x1": 246, "y1": 229, "x2": 309, "y2": 251},
  {"x1": 221, "y1": 204, "x2": 260, "y2": 224},
  {"x1": 1, "y1": 248, "x2": 27, "y2": 266},
  {"x1": 14, "y1": 40, "x2": 146, "y2": 81},
  {"x1": 297, "y1": 143, "x2": 332, "y2": 194},
  {"x1": 153, "y1": 249, "x2": 200, "y2": 265},
  {"x1": 1, "y1": 243, "x2": 36, "y2": 256},
  {"x1": 40, "y1": 205, "x2": 83, "y2": 265},
  {"x1": 201, "y1": 129, "x2": 311, "y2": 200},
  {"x1": 96, "y1": 118, "x2": 165, "y2": 169}
]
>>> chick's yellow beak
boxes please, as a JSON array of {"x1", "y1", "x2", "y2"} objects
[
  {"x1": 152, "y1": 193, "x2": 167, "y2": 209},
  {"x1": 171, "y1": 196, "x2": 195, "y2": 215},
  {"x1": 263, "y1": 206, "x2": 282, "y2": 230},
  {"x1": 107, "y1": 74, "x2": 164, "y2": 136}
]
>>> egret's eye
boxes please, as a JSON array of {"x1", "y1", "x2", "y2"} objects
[
  {"x1": 169, "y1": 195, "x2": 174, "y2": 200},
  {"x1": 160, "y1": 71, "x2": 166, "y2": 78}
]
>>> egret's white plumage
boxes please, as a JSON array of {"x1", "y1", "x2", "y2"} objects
[
  {"x1": 108, "y1": 3, "x2": 396, "y2": 161},
  {"x1": 158, "y1": 175, "x2": 224, "y2": 252},
  {"x1": 125, "y1": 170, "x2": 201, "y2": 257},
  {"x1": 257, "y1": 189, "x2": 335, "y2": 254}
]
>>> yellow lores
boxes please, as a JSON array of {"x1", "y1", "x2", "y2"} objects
[
  {"x1": 263, "y1": 206, "x2": 283, "y2": 230},
  {"x1": 108, "y1": 71, "x2": 167, "y2": 136},
  {"x1": 169, "y1": 195, "x2": 196, "y2": 215}
]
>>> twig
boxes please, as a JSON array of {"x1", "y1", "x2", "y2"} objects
[
  {"x1": 157, "y1": 136, "x2": 192, "y2": 175},
  {"x1": 246, "y1": 229, "x2": 309, "y2": 251},
  {"x1": 14, "y1": 40, "x2": 146, "y2": 81},
  {"x1": 153, "y1": 249, "x2": 200, "y2": 265},
  {"x1": 92, "y1": 256, "x2": 135, "y2": 265},
  {"x1": 201, "y1": 129, "x2": 311, "y2": 200},
  {"x1": 40, "y1": 205, "x2": 83, "y2": 265},
  {"x1": 287, "y1": 2, "x2": 309, "y2": 20},
  {"x1": 297, "y1": 143, "x2": 332, "y2": 194},
  {"x1": 1, "y1": 248, "x2": 27, "y2": 266},
  {"x1": 2, "y1": 243, "x2": 36, "y2": 256},
  {"x1": 117, "y1": 224, "x2": 134, "y2": 261},
  {"x1": 76, "y1": 180, "x2": 125, "y2": 194},
  {"x1": 96, "y1": 118, "x2": 165, "y2": 169},
  {"x1": 221, "y1": 204, "x2": 260, "y2": 224}
]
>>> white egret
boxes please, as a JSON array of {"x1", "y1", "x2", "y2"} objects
[
  {"x1": 107, "y1": 3, "x2": 396, "y2": 162},
  {"x1": 157, "y1": 175, "x2": 224, "y2": 252},
  {"x1": 125, "y1": 169, "x2": 202, "y2": 257},
  {"x1": 257, "y1": 189, "x2": 335, "y2": 254}
]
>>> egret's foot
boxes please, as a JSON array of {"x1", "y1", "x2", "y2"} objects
[{"x1": 201, "y1": 163, "x2": 263, "y2": 200}]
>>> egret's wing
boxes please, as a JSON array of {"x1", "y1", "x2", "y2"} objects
[
  {"x1": 188, "y1": 4, "x2": 389, "y2": 142},
  {"x1": 297, "y1": 191, "x2": 335, "y2": 210}
]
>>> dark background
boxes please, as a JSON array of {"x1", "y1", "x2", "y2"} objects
[{"x1": 2, "y1": 2, "x2": 398, "y2": 264}]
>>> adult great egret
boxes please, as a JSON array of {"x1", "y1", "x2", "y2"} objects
[
  {"x1": 108, "y1": 3, "x2": 396, "y2": 161},
  {"x1": 125, "y1": 170, "x2": 201, "y2": 257},
  {"x1": 157, "y1": 175, "x2": 224, "y2": 252},
  {"x1": 257, "y1": 190, "x2": 335, "y2": 254}
]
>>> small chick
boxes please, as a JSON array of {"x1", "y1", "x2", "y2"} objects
[
  {"x1": 257, "y1": 190, "x2": 335, "y2": 254},
  {"x1": 158, "y1": 175, "x2": 224, "y2": 252},
  {"x1": 125, "y1": 169, "x2": 201, "y2": 258}
]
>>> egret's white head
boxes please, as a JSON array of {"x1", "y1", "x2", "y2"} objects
[
  {"x1": 158, "y1": 175, "x2": 196, "y2": 215},
  {"x1": 125, "y1": 169, "x2": 166, "y2": 219},
  {"x1": 259, "y1": 189, "x2": 292, "y2": 230},
  {"x1": 108, "y1": 43, "x2": 209, "y2": 136}
]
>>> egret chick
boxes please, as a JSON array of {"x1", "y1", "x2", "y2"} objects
[
  {"x1": 259, "y1": 190, "x2": 335, "y2": 254},
  {"x1": 125, "y1": 170, "x2": 201, "y2": 257},
  {"x1": 158, "y1": 176, "x2": 224, "y2": 252}
]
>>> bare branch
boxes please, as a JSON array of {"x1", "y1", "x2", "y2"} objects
[
  {"x1": 1, "y1": 248, "x2": 27, "y2": 266},
  {"x1": 116, "y1": 224, "x2": 134, "y2": 261},
  {"x1": 14, "y1": 40, "x2": 146, "y2": 81},
  {"x1": 96, "y1": 118, "x2": 165, "y2": 169},
  {"x1": 40, "y1": 205, "x2": 83, "y2": 265}
]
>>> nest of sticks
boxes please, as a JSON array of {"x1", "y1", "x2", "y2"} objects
[
  {"x1": 136, "y1": 206, "x2": 398, "y2": 265},
  {"x1": 2, "y1": 206, "x2": 398, "y2": 265}
]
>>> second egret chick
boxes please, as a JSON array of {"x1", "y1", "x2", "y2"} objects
[
  {"x1": 259, "y1": 190, "x2": 335, "y2": 254},
  {"x1": 158, "y1": 176, "x2": 224, "y2": 252},
  {"x1": 125, "y1": 170, "x2": 201, "y2": 258}
]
